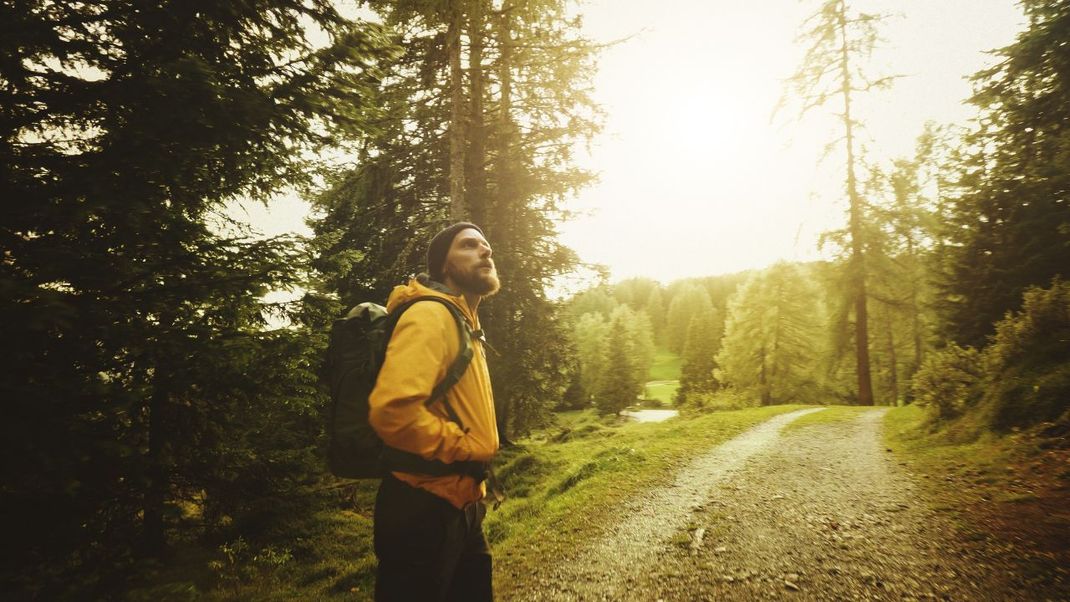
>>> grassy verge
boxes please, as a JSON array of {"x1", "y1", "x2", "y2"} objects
[
  {"x1": 128, "y1": 405, "x2": 807, "y2": 600},
  {"x1": 490, "y1": 404, "x2": 806, "y2": 598},
  {"x1": 883, "y1": 405, "x2": 1070, "y2": 591}
]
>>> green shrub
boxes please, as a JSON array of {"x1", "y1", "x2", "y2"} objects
[
  {"x1": 918, "y1": 281, "x2": 1070, "y2": 430},
  {"x1": 981, "y1": 281, "x2": 1070, "y2": 430},
  {"x1": 679, "y1": 387, "x2": 757, "y2": 412},
  {"x1": 207, "y1": 537, "x2": 293, "y2": 594},
  {"x1": 912, "y1": 343, "x2": 983, "y2": 420},
  {"x1": 986, "y1": 280, "x2": 1070, "y2": 371}
]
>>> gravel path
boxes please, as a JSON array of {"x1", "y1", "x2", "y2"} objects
[{"x1": 510, "y1": 408, "x2": 1058, "y2": 601}]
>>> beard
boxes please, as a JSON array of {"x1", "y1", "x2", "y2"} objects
[{"x1": 447, "y1": 263, "x2": 501, "y2": 297}]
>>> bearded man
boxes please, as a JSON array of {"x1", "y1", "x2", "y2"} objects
[{"x1": 368, "y1": 222, "x2": 501, "y2": 601}]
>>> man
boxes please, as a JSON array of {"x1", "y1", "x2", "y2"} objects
[{"x1": 368, "y1": 222, "x2": 501, "y2": 601}]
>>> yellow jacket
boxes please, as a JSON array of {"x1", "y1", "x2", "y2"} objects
[{"x1": 368, "y1": 276, "x2": 499, "y2": 508}]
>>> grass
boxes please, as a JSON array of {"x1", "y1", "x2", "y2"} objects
[
  {"x1": 131, "y1": 404, "x2": 808, "y2": 600},
  {"x1": 489, "y1": 404, "x2": 806, "y2": 598},
  {"x1": 883, "y1": 404, "x2": 1070, "y2": 594},
  {"x1": 644, "y1": 348, "x2": 681, "y2": 405},
  {"x1": 648, "y1": 348, "x2": 682, "y2": 381},
  {"x1": 644, "y1": 381, "x2": 679, "y2": 405},
  {"x1": 779, "y1": 404, "x2": 863, "y2": 433},
  {"x1": 127, "y1": 483, "x2": 382, "y2": 601}
]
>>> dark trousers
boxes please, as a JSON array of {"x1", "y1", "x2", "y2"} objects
[{"x1": 374, "y1": 474, "x2": 493, "y2": 602}]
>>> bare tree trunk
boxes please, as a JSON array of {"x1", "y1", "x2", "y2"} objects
[
  {"x1": 770, "y1": 282, "x2": 784, "y2": 403},
  {"x1": 886, "y1": 317, "x2": 899, "y2": 406},
  {"x1": 447, "y1": 0, "x2": 466, "y2": 220},
  {"x1": 837, "y1": 0, "x2": 874, "y2": 405}
]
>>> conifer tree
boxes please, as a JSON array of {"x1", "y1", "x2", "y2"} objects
[
  {"x1": 573, "y1": 312, "x2": 610, "y2": 399},
  {"x1": 666, "y1": 284, "x2": 714, "y2": 354},
  {"x1": 645, "y1": 286, "x2": 668, "y2": 343},
  {"x1": 781, "y1": 0, "x2": 898, "y2": 405},
  {"x1": 935, "y1": 0, "x2": 1070, "y2": 348},
  {"x1": 1, "y1": 0, "x2": 390, "y2": 589},
  {"x1": 596, "y1": 312, "x2": 642, "y2": 414},
  {"x1": 309, "y1": 0, "x2": 601, "y2": 436},
  {"x1": 716, "y1": 264, "x2": 823, "y2": 405},
  {"x1": 675, "y1": 311, "x2": 724, "y2": 405}
]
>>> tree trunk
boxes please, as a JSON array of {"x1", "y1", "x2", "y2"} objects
[
  {"x1": 491, "y1": 2, "x2": 516, "y2": 443},
  {"x1": 465, "y1": 0, "x2": 488, "y2": 225},
  {"x1": 759, "y1": 343, "x2": 771, "y2": 406},
  {"x1": 837, "y1": 0, "x2": 874, "y2": 405},
  {"x1": 447, "y1": 0, "x2": 467, "y2": 220},
  {"x1": 886, "y1": 317, "x2": 899, "y2": 406},
  {"x1": 142, "y1": 359, "x2": 170, "y2": 556}
]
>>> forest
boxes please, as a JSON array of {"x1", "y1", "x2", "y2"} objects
[{"x1": 2, "y1": 0, "x2": 1068, "y2": 599}]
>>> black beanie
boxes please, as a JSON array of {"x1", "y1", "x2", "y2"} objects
[{"x1": 426, "y1": 222, "x2": 484, "y2": 281}]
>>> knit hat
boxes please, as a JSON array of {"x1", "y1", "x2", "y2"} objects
[{"x1": 426, "y1": 222, "x2": 484, "y2": 282}]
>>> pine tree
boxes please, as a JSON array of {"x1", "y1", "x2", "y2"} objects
[
  {"x1": 596, "y1": 313, "x2": 642, "y2": 414},
  {"x1": 1, "y1": 0, "x2": 391, "y2": 590},
  {"x1": 675, "y1": 311, "x2": 723, "y2": 406},
  {"x1": 935, "y1": 0, "x2": 1070, "y2": 348},
  {"x1": 666, "y1": 284, "x2": 713, "y2": 354},
  {"x1": 310, "y1": 0, "x2": 601, "y2": 436}
]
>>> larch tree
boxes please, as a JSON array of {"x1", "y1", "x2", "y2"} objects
[
  {"x1": 610, "y1": 304, "x2": 655, "y2": 387},
  {"x1": 716, "y1": 264, "x2": 824, "y2": 405},
  {"x1": 644, "y1": 285, "x2": 668, "y2": 343},
  {"x1": 573, "y1": 311, "x2": 610, "y2": 403},
  {"x1": 781, "y1": 0, "x2": 898, "y2": 405},
  {"x1": 596, "y1": 309, "x2": 642, "y2": 414}
]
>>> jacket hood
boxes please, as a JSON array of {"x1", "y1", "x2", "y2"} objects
[{"x1": 385, "y1": 274, "x2": 477, "y2": 325}]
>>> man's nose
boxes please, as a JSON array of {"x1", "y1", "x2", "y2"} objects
[{"x1": 480, "y1": 243, "x2": 492, "y2": 258}]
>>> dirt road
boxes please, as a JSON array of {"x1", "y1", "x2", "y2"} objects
[{"x1": 510, "y1": 408, "x2": 1062, "y2": 601}]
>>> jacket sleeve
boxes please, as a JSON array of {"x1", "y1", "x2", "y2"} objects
[{"x1": 368, "y1": 301, "x2": 475, "y2": 463}]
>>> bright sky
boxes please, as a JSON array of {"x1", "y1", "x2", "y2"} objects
[
  {"x1": 559, "y1": 0, "x2": 1024, "y2": 284},
  {"x1": 232, "y1": 0, "x2": 1025, "y2": 286}
]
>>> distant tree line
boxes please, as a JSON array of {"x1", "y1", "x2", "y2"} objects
[{"x1": 561, "y1": 275, "x2": 745, "y2": 413}]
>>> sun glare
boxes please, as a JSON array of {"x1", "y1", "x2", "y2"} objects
[{"x1": 559, "y1": 0, "x2": 1024, "y2": 285}]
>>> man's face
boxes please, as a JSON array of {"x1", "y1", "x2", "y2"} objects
[{"x1": 443, "y1": 228, "x2": 500, "y2": 297}]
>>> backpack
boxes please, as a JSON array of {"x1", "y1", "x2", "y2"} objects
[{"x1": 326, "y1": 296, "x2": 489, "y2": 480}]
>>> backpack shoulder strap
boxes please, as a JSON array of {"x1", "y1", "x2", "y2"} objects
[{"x1": 390, "y1": 296, "x2": 474, "y2": 429}]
